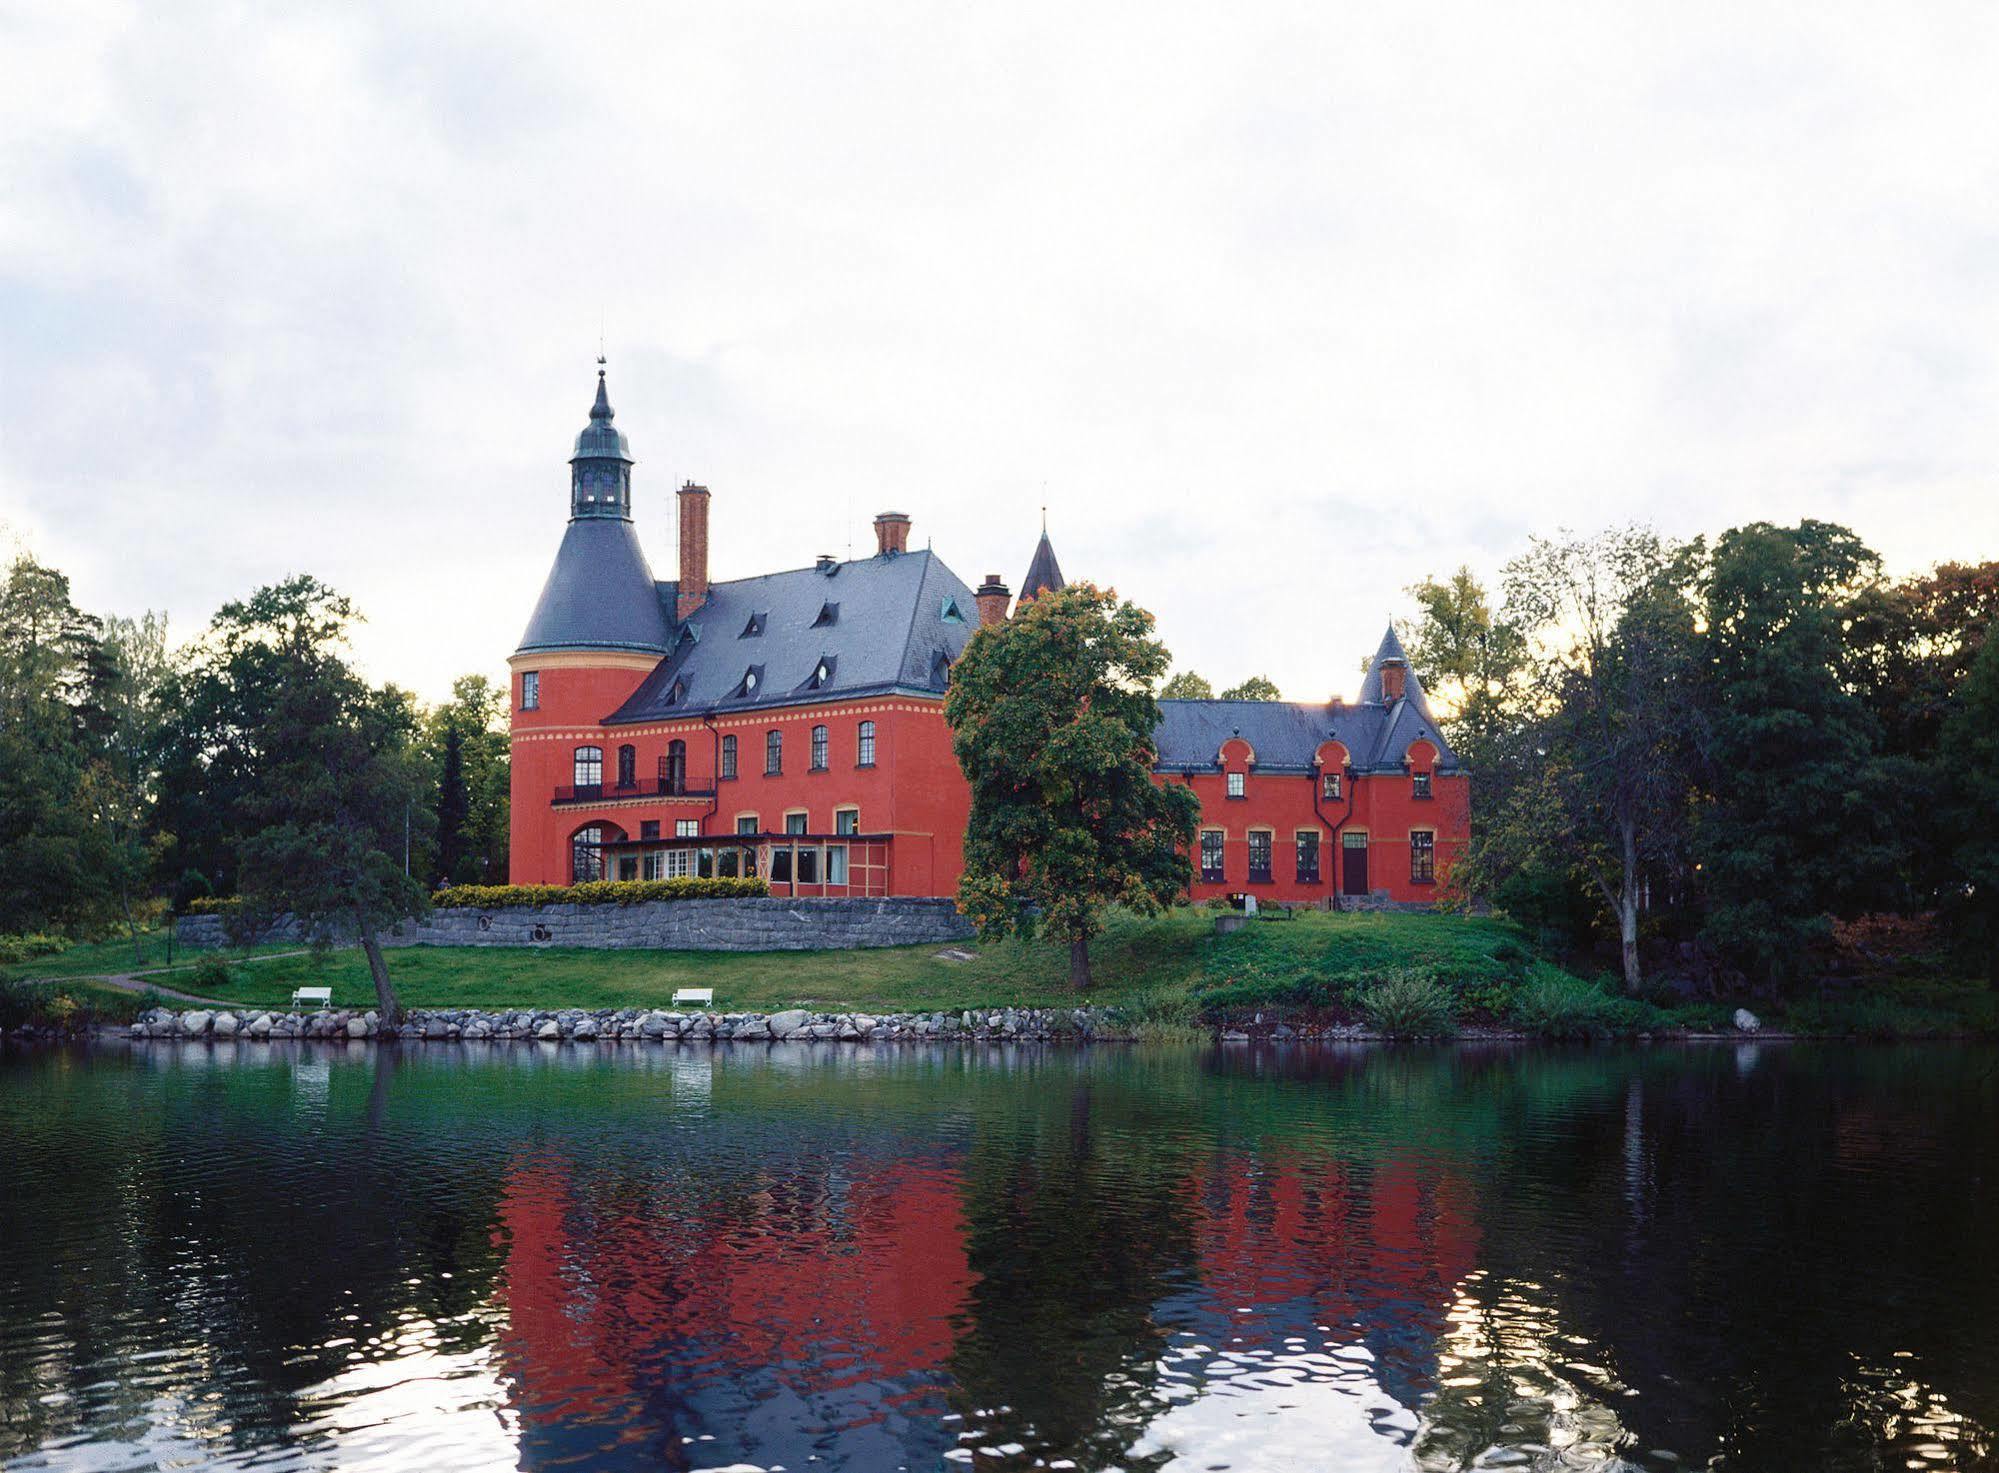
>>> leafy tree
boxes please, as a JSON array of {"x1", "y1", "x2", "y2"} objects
[
  {"x1": 946, "y1": 583, "x2": 1200, "y2": 990},
  {"x1": 1938, "y1": 626, "x2": 1999, "y2": 984},
  {"x1": 434, "y1": 724, "x2": 470, "y2": 884},
  {"x1": 1219, "y1": 675, "x2": 1281, "y2": 701},
  {"x1": 1404, "y1": 566, "x2": 1529, "y2": 759},
  {"x1": 93, "y1": 612, "x2": 171, "y2": 961},
  {"x1": 1849, "y1": 560, "x2": 1999, "y2": 760},
  {"x1": 1461, "y1": 529, "x2": 1702, "y2": 993},
  {"x1": 1158, "y1": 670, "x2": 1213, "y2": 700},
  {"x1": 420, "y1": 675, "x2": 509, "y2": 885},
  {"x1": 1694, "y1": 521, "x2": 1895, "y2": 986},
  {"x1": 184, "y1": 577, "x2": 431, "y2": 1022}
]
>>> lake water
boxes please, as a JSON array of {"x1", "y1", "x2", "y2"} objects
[{"x1": 1, "y1": 1041, "x2": 1995, "y2": 1472}]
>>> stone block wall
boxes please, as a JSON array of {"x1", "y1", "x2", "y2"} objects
[{"x1": 174, "y1": 897, "x2": 975, "y2": 953}]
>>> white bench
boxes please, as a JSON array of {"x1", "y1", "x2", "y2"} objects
[
  {"x1": 671, "y1": 987, "x2": 714, "y2": 1008},
  {"x1": 290, "y1": 986, "x2": 333, "y2": 1011}
]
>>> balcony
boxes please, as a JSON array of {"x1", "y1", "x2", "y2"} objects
[{"x1": 553, "y1": 778, "x2": 717, "y2": 806}]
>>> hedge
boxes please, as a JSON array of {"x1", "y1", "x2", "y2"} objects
[
  {"x1": 185, "y1": 896, "x2": 241, "y2": 915},
  {"x1": 432, "y1": 877, "x2": 770, "y2": 909}
]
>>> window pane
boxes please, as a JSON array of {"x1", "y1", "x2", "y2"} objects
[
  {"x1": 836, "y1": 809, "x2": 858, "y2": 835},
  {"x1": 811, "y1": 725, "x2": 828, "y2": 769},
  {"x1": 1322, "y1": 773, "x2": 1340, "y2": 799},
  {"x1": 1247, "y1": 831, "x2": 1271, "y2": 879},
  {"x1": 785, "y1": 813, "x2": 808, "y2": 834},
  {"x1": 676, "y1": 819, "x2": 699, "y2": 837},
  {"x1": 720, "y1": 734, "x2": 738, "y2": 779},
  {"x1": 1413, "y1": 771, "x2": 1432, "y2": 799},
  {"x1": 827, "y1": 844, "x2": 848, "y2": 884},
  {"x1": 1296, "y1": 831, "x2": 1320, "y2": 880},
  {"x1": 521, "y1": 671, "x2": 539, "y2": 710},
  {"x1": 766, "y1": 731, "x2": 782, "y2": 773},
  {"x1": 573, "y1": 747, "x2": 602, "y2": 787},
  {"x1": 797, "y1": 847, "x2": 820, "y2": 884},
  {"x1": 771, "y1": 849, "x2": 791, "y2": 882},
  {"x1": 1200, "y1": 830, "x2": 1224, "y2": 881},
  {"x1": 857, "y1": 720, "x2": 876, "y2": 765},
  {"x1": 1227, "y1": 771, "x2": 1245, "y2": 798},
  {"x1": 1411, "y1": 831, "x2": 1436, "y2": 883},
  {"x1": 737, "y1": 815, "x2": 758, "y2": 835}
]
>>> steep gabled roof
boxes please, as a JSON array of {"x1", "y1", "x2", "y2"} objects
[{"x1": 604, "y1": 549, "x2": 979, "y2": 723}]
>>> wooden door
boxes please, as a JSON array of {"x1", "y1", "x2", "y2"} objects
[{"x1": 1342, "y1": 833, "x2": 1368, "y2": 895}]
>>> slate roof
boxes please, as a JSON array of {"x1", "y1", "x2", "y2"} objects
[
  {"x1": 1020, "y1": 531, "x2": 1064, "y2": 600},
  {"x1": 1152, "y1": 626, "x2": 1463, "y2": 774},
  {"x1": 516, "y1": 517, "x2": 674, "y2": 655},
  {"x1": 602, "y1": 549, "x2": 980, "y2": 723}
]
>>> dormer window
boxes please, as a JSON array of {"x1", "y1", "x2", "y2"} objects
[
  {"x1": 1322, "y1": 772, "x2": 1341, "y2": 801},
  {"x1": 737, "y1": 665, "x2": 764, "y2": 699},
  {"x1": 740, "y1": 612, "x2": 766, "y2": 638},
  {"x1": 1413, "y1": 771, "x2": 1433, "y2": 800},
  {"x1": 812, "y1": 601, "x2": 840, "y2": 628},
  {"x1": 663, "y1": 678, "x2": 686, "y2": 707},
  {"x1": 801, "y1": 655, "x2": 838, "y2": 691},
  {"x1": 931, "y1": 648, "x2": 952, "y2": 686},
  {"x1": 941, "y1": 596, "x2": 966, "y2": 625},
  {"x1": 1227, "y1": 771, "x2": 1246, "y2": 799}
]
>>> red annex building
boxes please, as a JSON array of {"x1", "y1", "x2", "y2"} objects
[{"x1": 509, "y1": 369, "x2": 1467, "y2": 903}]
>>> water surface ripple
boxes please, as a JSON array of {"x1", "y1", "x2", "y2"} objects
[{"x1": 1, "y1": 1041, "x2": 1994, "y2": 1471}]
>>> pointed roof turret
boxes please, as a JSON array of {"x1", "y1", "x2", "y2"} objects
[{"x1": 1019, "y1": 529, "x2": 1065, "y2": 603}]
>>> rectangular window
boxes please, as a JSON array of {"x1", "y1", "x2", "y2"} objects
[
  {"x1": 1200, "y1": 830, "x2": 1224, "y2": 882},
  {"x1": 835, "y1": 809, "x2": 859, "y2": 835},
  {"x1": 1226, "y1": 771, "x2": 1245, "y2": 799},
  {"x1": 1413, "y1": 771, "x2": 1432, "y2": 800},
  {"x1": 720, "y1": 734, "x2": 738, "y2": 780},
  {"x1": 521, "y1": 671, "x2": 540, "y2": 710},
  {"x1": 857, "y1": 720, "x2": 876, "y2": 767},
  {"x1": 827, "y1": 844, "x2": 848, "y2": 885},
  {"x1": 717, "y1": 848, "x2": 741, "y2": 877},
  {"x1": 616, "y1": 745, "x2": 636, "y2": 789},
  {"x1": 1411, "y1": 830, "x2": 1436, "y2": 884},
  {"x1": 736, "y1": 815, "x2": 759, "y2": 836},
  {"x1": 785, "y1": 812, "x2": 808, "y2": 835},
  {"x1": 766, "y1": 730, "x2": 783, "y2": 775},
  {"x1": 1321, "y1": 772, "x2": 1341, "y2": 801},
  {"x1": 675, "y1": 819, "x2": 699, "y2": 838},
  {"x1": 643, "y1": 850, "x2": 665, "y2": 881},
  {"x1": 771, "y1": 848, "x2": 792, "y2": 882},
  {"x1": 640, "y1": 820, "x2": 660, "y2": 841},
  {"x1": 573, "y1": 746, "x2": 602, "y2": 790},
  {"x1": 811, "y1": 724, "x2": 829, "y2": 770},
  {"x1": 665, "y1": 848, "x2": 694, "y2": 879},
  {"x1": 1296, "y1": 830, "x2": 1320, "y2": 883},
  {"x1": 617, "y1": 856, "x2": 639, "y2": 882},
  {"x1": 1247, "y1": 831, "x2": 1272, "y2": 882},
  {"x1": 796, "y1": 846, "x2": 820, "y2": 884}
]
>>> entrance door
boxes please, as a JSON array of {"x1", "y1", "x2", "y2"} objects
[{"x1": 1342, "y1": 833, "x2": 1369, "y2": 895}]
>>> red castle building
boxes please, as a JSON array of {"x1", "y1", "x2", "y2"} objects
[{"x1": 509, "y1": 369, "x2": 1466, "y2": 904}]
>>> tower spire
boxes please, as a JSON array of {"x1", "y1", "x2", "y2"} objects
[{"x1": 569, "y1": 359, "x2": 633, "y2": 520}]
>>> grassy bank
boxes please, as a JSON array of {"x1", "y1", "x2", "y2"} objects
[{"x1": 7, "y1": 908, "x2": 1994, "y2": 1039}]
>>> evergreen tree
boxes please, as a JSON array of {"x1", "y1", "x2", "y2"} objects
[
  {"x1": 434, "y1": 724, "x2": 469, "y2": 885},
  {"x1": 946, "y1": 584, "x2": 1200, "y2": 990}
]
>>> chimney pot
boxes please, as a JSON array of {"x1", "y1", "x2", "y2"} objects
[
  {"x1": 974, "y1": 573, "x2": 1011, "y2": 627},
  {"x1": 873, "y1": 511, "x2": 911, "y2": 556}
]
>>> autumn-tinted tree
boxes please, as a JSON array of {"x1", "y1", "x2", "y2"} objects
[
  {"x1": 1218, "y1": 674, "x2": 1281, "y2": 701},
  {"x1": 1158, "y1": 670, "x2": 1213, "y2": 699},
  {"x1": 1403, "y1": 566, "x2": 1529, "y2": 763},
  {"x1": 946, "y1": 584, "x2": 1200, "y2": 990}
]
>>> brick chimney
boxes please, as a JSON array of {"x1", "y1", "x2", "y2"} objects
[
  {"x1": 873, "y1": 511, "x2": 911, "y2": 556},
  {"x1": 677, "y1": 482, "x2": 710, "y2": 621},
  {"x1": 975, "y1": 574, "x2": 1011, "y2": 627}
]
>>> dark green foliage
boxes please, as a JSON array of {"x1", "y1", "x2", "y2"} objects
[
  {"x1": 1356, "y1": 972, "x2": 1457, "y2": 1037},
  {"x1": 1158, "y1": 671, "x2": 1213, "y2": 699},
  {"x1": 946, "y1": 584, "x2": 1200, "y2": 989},
  {"x1": 1938, "y1": 627, "x2": 1999, "y2": 981},
  {"x1": 1695, "y1": 522, "x2": 1897, "y2": 985},
  {"x1": 421, "y1": 675, "x2": 509, "y2": 887},
  {"x1": 191, "y1": 953, "x2": 233, "y2": 993},
  {"x1": 433, "y1": 877, "x2": 769, "y2": 908},
  {"x1": 1218, "y1": 675, "x2": 1281, "y2": 701}
]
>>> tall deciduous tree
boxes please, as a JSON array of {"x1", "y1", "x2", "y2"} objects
[
  {"x1": 1462, "y1": 528, "x2": 1702, "y2": 993},
  {"x1": 1695, "y1": 521, "x2": 1896, "y2": 985},
  {"x1": 946, "y1": 584, "x2": 1200, "y2": 990},
  {"x1": 185, "y1": 577, "x2": 431, "y2": 1023},
  {"x1": 1404, "y1": 566, "x2": 1530, "y2": 759},
  {"x1": 421, "y1": 674, "x2": 509, "y2": 886},
  {"x1": 1218, "y1": 675, "x2": 1281, "y2": 701}
]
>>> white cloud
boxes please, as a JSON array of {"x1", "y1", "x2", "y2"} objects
[{"x1": 2, "y1": 1, "x2": 1994, "y2": 702}]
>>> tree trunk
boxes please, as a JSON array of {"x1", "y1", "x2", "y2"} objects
[
  {"x1": 1618, "y1": 818, "x2": 1644, "y2": 995},
  {"x1": 1069, "y1": 936, "x2": 1092, "y2": 992},
  {"x1": 354, "y1": 908, "x2": 403, "y2": 1027}
]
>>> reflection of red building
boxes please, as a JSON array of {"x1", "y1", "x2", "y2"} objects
[{"x1": 491, "y1": 1153, "x2": 974, "y2": 1454}]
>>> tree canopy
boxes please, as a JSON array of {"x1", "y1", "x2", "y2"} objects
[{"x1": 946, "y1": 583, "x2": 1200, "y2": 989}]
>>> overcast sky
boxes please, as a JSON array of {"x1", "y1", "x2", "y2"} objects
[{"x1": 2, "y1": 2, "x2": 1994, "y2": 704}]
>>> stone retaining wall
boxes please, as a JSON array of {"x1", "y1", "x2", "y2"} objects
[
  {"x1": 119, "y1": 1004, "x2": 1145, "y2": 1045},
  {"x1": 174, "y1": 896, "x2": 975, "y2": 953}
]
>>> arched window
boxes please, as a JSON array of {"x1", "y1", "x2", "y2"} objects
[
  {"x1": 765, "y1": 729, "x2": 783, "y2": 775},
  {"x1": 663, "y1": 739, "x2": 687, "y2": 794},
  {"x1": 857, "y1": 720, "x2": 876, "y2": 767},
  {"x1": 720, "y1": 733, "x2": 738, "y2": 780},
  {"x1": 571, "y1": 825, "x2": 604, "y2": 882},
  {"x1": 616, "y1": 744, "x2": 636, "y2": 789},
  {"x1": 810, "y1": 724, "x2": 829, "y2": 770},
  {"x1": 573, "y1": 746, "x2": 602, "y2": 791}
]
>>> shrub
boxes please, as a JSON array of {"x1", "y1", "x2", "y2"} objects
[
  {"x1": 1109, "y1": 990, "x2": 1206, "y2": 1043},
  {"x1": 432, "y1": 876, "x2": 771, "y2": 909},
  {"x1": 190, "y1": 954, "x2": 234, "y2": 993},
  {"x1": 1357, "y1": 971, "x2": 1457, "y2": 1038},
  {"x1": 1509, "y1": 969, "x2": 1660, "y2": 1039},
  {"x1": 0, "y1": 933, "x2": 70, "y2": 965},
  {"x1": 185, "y1": 896, "x2": 241, "y2": 915}
]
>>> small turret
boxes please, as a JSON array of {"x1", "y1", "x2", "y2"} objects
[{"x1": 569, "y1": 362, "x2": 633, "y2": 520}]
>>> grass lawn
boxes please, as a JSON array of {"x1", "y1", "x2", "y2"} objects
[
  {"x1": 19, "y1": 908, "x2": 1550, "y2": 1015},
  {"x1": 0, "y1": 930, "x2": 298, "y2": 984}
]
